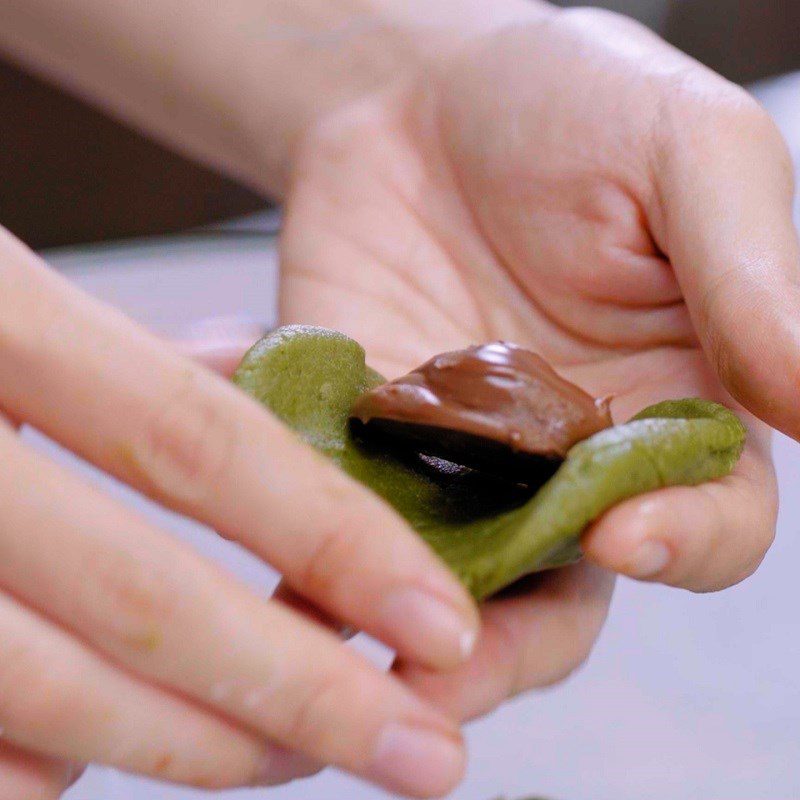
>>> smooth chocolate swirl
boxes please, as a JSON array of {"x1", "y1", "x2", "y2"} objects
[{"x1": 351, "y1": 342, "x2": 611, "y2": 471}]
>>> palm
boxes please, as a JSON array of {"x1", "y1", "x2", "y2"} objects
[{"x1": 281, "y1": 92, "x2": 724, "y2": 426}]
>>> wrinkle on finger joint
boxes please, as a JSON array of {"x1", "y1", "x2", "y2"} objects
[{"x1": 118, "y1": 374, "x2": 239, "y2": 509}]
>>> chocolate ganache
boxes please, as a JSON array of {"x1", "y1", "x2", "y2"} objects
[{"x1": 351, "y1": 342, "x2": 612, "y2": 479}]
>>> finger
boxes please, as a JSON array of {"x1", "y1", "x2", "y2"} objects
[
  {"x1": 0, "y1": 426, "x2": 464, "y2": 798},
  {"x1": 567, "y1": 348, "x2": 779, "y2": 591},
  {"x1": 0, "y1": 230, "x2": 478, "y2": 670},
  {"x1": 394, "y1": 564, "x2": 614, "y2": 722},
  {"x1": 0, "y1": 741, "x2": 79, "y2": 800},
  {"x1": 582, "y1": 421, "x2": 777, "y2": 591},
  {"x1": 646, "y1": 86, "x2": 800, "y2": 439},
  {"x1": 170, "y1": 315, "x2": 269, "y2": 378},
  {"x1": 0, "y1": 592, "x2": 268, "y2": 789}
]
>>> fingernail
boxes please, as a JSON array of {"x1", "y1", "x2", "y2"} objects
[
  {"x1": 380, "y1": 587, "x2": 478, "y2": 669},
  {"x1": 626, "y1": 540, "x2": 670, "y2": 579},
  {"x1": 368, "y1": 722, "x2": 465, "y2": 796}
]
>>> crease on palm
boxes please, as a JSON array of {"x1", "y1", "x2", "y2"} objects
[
  {"x1": 283, "y1": 211, "x2": 698, "y2": 401},
  {"x1": 283, "y1": 127, "x2": 698, "y2": 383}
]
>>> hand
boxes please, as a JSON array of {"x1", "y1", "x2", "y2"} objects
[
  {"x1": 0, "y1": 228, "x2": 480, "y2": 799},
  {"x1": 279, "y1": 6, "x2": 791, "y2": 720}
]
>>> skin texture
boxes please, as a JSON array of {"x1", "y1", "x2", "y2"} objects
[
  {"x1": 279, "y1": 8, "x2": 786, "y2": 730},
  {"x1": 0, "y1": 239, "x2": 479, "y2": 799},
  {"x1": 234, "y1": 326, "x2": 745, "y2": 600},
  {"x1": 0, "y1": 1, "x2": 795, "y2": 796}
]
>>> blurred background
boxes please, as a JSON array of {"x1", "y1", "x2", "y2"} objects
[
  {"x1": 1, "y1": 1, "x2": 799, "y2": 799},
  {"x1": 1, "y1": 0, "x2": 799, "y2": 249}
]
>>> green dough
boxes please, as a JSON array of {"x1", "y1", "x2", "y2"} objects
[{"x1": 234, "y1": 325, "x2": 746, "y2": 600}]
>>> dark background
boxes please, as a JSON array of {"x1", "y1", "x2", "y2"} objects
[{"x1": 1, "y1": 0, "x2": 798, "y2": 249}]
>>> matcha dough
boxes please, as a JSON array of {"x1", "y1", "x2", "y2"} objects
[{"x1": 234, "y1": 325, "x2": 746, "y2": 600}]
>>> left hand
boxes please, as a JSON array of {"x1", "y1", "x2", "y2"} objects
[{"x1": 275, "y1": 7, "x2": 790, "y2": 724}]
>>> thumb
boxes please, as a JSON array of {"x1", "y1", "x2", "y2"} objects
[{"x1": 648, "y1": 88, "x2": 800, "y2": 437}]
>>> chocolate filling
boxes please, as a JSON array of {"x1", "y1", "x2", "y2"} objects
[{"x1": 351, "y1": 342, "x2": 611, "y2": 480}]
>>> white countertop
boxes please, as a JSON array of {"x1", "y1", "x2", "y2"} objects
[{"x1": 54, "y1": 74, "x2": 800, "y2": 800}]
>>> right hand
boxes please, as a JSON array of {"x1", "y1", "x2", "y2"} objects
[{"x1": 0, "y1": 225, "x2": 478, "y2": 799}]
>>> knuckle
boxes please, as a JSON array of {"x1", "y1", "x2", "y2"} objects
[
  {"x1": 718, "y1": 96, "x2": 794, "y2": 180},
  {"x1": 294, "y1": 97, "x2": 381, "y2": 176},
  {"x1": 650, "y1": 74, "x2": 765, "y2": 158},
  {"x1": 83, "y1": 545, "x2": 183, "y2": 656},
  {"x1": 297, "y1": 508, "x2": 366, "y2": 597},
  {"x1": 282, "y1": 669, "x2": 349, "y2": 753},
  {"x1": 127, "y1": 377, "x2": 239, "y2": 507}
]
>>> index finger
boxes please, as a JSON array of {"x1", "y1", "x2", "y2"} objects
[{"x1": 0, "y1": 229, "x2": 478, "y2": 671}]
